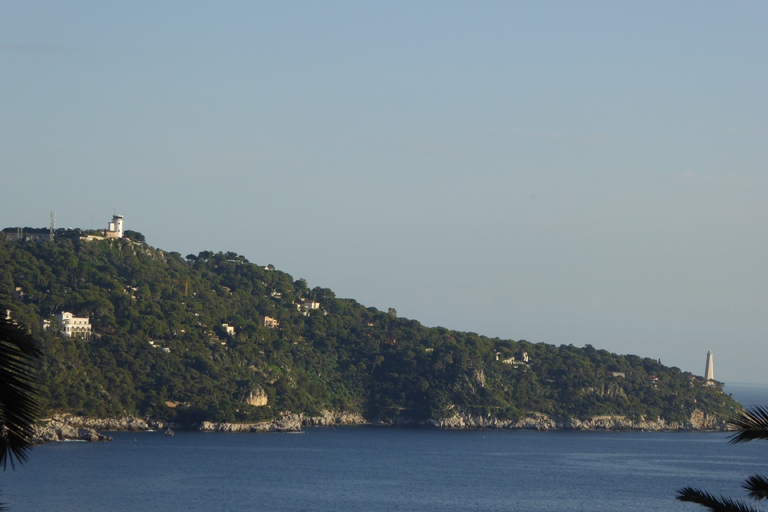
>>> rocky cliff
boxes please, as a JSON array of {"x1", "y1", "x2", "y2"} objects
[
  {"x1": 29, "y1": 417, "x2": 113, "y2": 445},
  {"x1": 47, "y1": 414, "x2": 178, "y2": 432},
  {"x1": 30, "y1": 408, "x2": 728, "y2": 445},
  {"x1": 194, "y1": 410, "x2": 368, "y2": 432},
  {"x1": 420, "y1": 407, "x2": 730, "y2": 431}
]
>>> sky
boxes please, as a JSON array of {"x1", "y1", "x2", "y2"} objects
[{"x1": 2, "y1": 1, "x2": 767, "y2": 383}]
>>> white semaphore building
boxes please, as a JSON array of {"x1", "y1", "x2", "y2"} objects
[
  {"x1": 95, "y1": 214, "x2": 124, "y2": 239},
  {"x1": 105, "y1": 214, "x2": 124, "y2": 238}
]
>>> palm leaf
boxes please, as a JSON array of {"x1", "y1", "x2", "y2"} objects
[
  {"x1": 744, "y1": 474, "x2": 768, "y2": 501},
  {"x1": 0, "y1": 308, "x2": 42, "y2": 469},
  {"x1": 729, "y1": 406, "x2": 768, "y2": 444},
  {"x1": 677, "y1": 487, "x2": 761, "y2": 512}
]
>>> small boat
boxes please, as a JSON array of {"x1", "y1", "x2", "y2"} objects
[{"x1": 164, "y1": 428, "x2": 174, "y2": 436}]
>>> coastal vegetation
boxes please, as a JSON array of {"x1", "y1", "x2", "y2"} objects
[{"x1": 0, "y1": 229, "x2": 740, "y2": 425}]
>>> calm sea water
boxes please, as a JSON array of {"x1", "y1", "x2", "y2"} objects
[
  {"x1": 3, "y1": 427, "x2": 768, "y2": 512},
  {"x1": 725, "y1": 382, "x2": 768, "y2": 408}
]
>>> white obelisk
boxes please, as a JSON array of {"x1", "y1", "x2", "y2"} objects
[{"x1": 704, "y1": 351, "x2": 714, "y2": 382}]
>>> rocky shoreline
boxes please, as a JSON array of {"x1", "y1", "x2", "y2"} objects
[
  {"x1": 29, "y1": 408, "x2": 730, "y2": 445},
  {"x1": 30, "y1": 417, "x2": 114, "y2": 445},
  {"x1": 29, "y1": 411, "x2": 368, "y2": 443},
  {"x1": 411, "y1": 407, "x2": 731, "y2": 431}
]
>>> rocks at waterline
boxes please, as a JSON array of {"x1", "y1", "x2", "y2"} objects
[
  {"x1": 48, "y1": 413, "x2": 179, "y2": 432},
  {"x1": 26, "y1": 408, "x2": 728, "y2": 445},
  {"x1": 29, "y1": 421, "x2": 112, "y2": 444},
  {"x1": 27, "y1": 414, "x2": 184, "y2": 445},
  {"x1": 194, "y1": 410, "x2": 368, "y2": 432},
  {"x1": 420, "y1": 407, "x2": 731, "y2": 431},
  {"x1": 301, "y1": 410, "x2": 367, "y2": 427}
]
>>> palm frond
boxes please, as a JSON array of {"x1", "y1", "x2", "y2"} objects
[
  {"x1": 729, "y1": 406, "x2": 768, "y2": 444},
  {"x1": 0, "y1": 309, "x2": 42, "y2": 469},
  {"x1": 743, "y1": 474, "x2": 768, "y2": 501},
  {"x1": 676, "y1": 487, "x2": 761, "y2": 512}
]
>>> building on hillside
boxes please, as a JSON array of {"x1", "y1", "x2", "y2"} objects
[
  {"x1": 5, "y1": 229, "x2": 53, "y2": 243},
  {"x1": 12, "y1": 287, "x2": 25, "y2": 301},
  {"x1": 98, "y1": 214, "x2": 124, "y2": 239},
  {"x1": 222, "y1": 323, "x2": 235, "y2": 335},
  {"x1": 263, "y1": 316, "x2": 279, "y2": 329},
  {"x1": 5, "y1": 212, "x2": 56, "y2": 242},
  {"x1": 295, "y1": 300, "x2": 320, "y2": 315},
  {"x1": 55, "y1": 312, "x2": 92, "y2": 339}
]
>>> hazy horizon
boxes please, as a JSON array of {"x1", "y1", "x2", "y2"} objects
[{"x1": 2, "y1": 2, "x2": 766, "y2": 383}]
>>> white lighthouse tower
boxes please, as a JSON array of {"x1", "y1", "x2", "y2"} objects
[{"x1": 704, "y1": 351, "x2": 714, "y2": 384}]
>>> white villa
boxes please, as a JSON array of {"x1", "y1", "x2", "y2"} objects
[
  {"x1": 296, "y1": 300, "x2": 320, "y2": 314},
  {"x1": 54, "y1": 312, "x2": 92, "y2": 339}
]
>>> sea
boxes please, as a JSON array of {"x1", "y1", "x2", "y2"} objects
[
  {"x1": 3, "y1": 382, "x2": 767, "y2": 512},
  {"x1": 3, "y1": 427, "x2": 768, "y2": 512}
]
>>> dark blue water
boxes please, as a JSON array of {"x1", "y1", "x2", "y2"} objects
[
  {"x1": 725, "y1": 382, "x2": 768, "y2": 408},
  {"x1": 3, "y1": 427, "x2": 768, "y2": 511}
]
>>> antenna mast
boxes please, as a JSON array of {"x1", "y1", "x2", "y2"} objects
[{"x1": 50, "y1": 211, "x2": 56, "y2": 240}]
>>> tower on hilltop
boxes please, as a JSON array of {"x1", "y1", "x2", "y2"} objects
[
  {"x1": 704, "y1": 351, "x2": 714, "y2": 382},
  {"x1": 112, "y1": 214, "x2": 124, "y2": 238},
  {"x1": 99, "y1": 213, "x2": 125, "y2": 239},
  {"x1": 106, "y1": 214, "x2": 124, "y2": 238}
]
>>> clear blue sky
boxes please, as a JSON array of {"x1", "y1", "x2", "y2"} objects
[{"x1": 2, "y1": 1, "x2": 767, "y2": 382}]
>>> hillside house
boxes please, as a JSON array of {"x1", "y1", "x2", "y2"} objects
[
  {"x1": 263, "y1": 316, "x2": 279, "y2": 329},
  {"x1": 55, "y1": 312, "x2": 92, "y2": 339},
  {"x1": 12, "y1": 287, "x2": 25, "y2": 301},
  {"x1": 5, "y1": 229, "x2": 53, "y2": 243},
  {"x1": 295, "y1": 300, "x2": 320, "y2": 314}
]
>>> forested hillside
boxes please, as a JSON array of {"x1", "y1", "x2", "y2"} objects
[{"x1": 0, "y1": 229, "x2": 740, "y2": 425}]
